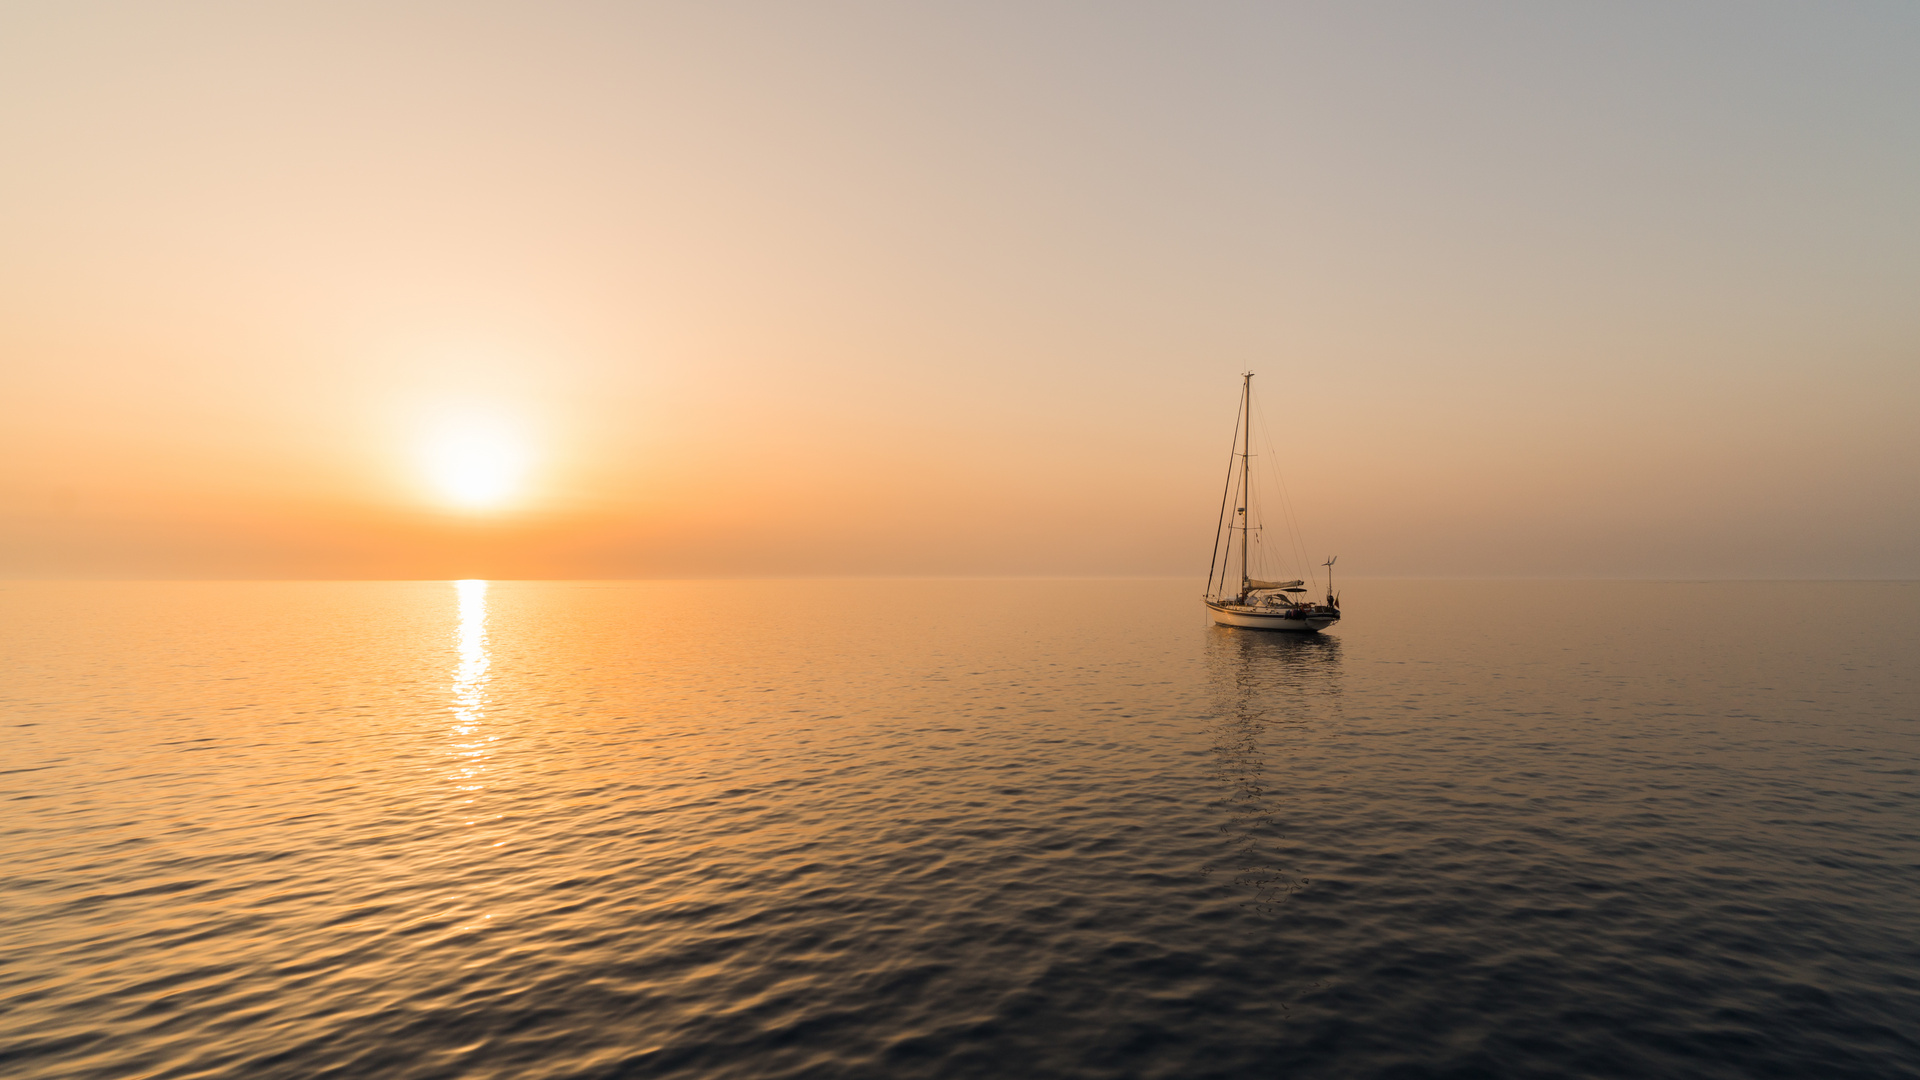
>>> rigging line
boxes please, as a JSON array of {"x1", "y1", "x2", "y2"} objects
[
  {"x1": 1240, "y1": 433, "x2": 1266, "y2": 586},
  {"x1": 1246, "y1": 391, "x2": 1291, "y2": 583},
  {"x1": 1208, "y1": 400, "x2": 1246, "y2": 598},
  {"x1": 1252, "y1": 391, "x2": 1316, "y2": 591},
  {"x1": 1220, "y1": 392, "x2": 1251, "y2": 596},
  {"x1": 1256, "y1": 442, "x2": 1304, "y2": 589},
  {"x1": 1246, "y1": 454, "x2": 1264, "y2": 575},
  {"x1": 1205, "y1": 386, "x2": 1245, "y2": 599},
  {"x1": 1236, "y1": 445, "x2": 1251, "y2": 588}
]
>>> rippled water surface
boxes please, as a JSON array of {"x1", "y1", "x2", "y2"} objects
[{"x1": 3, "y1": 579, "x2": 1917, "y2": 1079}]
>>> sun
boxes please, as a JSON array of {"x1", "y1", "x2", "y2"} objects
[{"x1": 420, "y1": 412, "x2": 530, "y2": 511}]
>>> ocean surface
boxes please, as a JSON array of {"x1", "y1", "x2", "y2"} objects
[{"x1": 2, "y1": 578, "x2": 1917, "y2": 1080}]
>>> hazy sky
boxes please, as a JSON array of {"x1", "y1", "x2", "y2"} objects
[{"x1": 3, "y1": 1, "x2": 1915, "y2": 579}]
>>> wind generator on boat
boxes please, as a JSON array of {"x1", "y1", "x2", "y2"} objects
[{"x1": 1203, "y1": 372, "x2": 1342, "y2": 632}]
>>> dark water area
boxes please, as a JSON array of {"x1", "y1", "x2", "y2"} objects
[{"x1": 2, "y1": 578, "x2": 1917, "y2": 1079}]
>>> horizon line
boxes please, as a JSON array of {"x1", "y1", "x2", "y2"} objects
[{"x1": 3, "y1": 575, "x2": 1916, "y2": 585}]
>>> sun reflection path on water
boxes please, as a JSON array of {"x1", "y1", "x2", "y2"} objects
[{"x1": 450, "y1": 579, "x2": 494, "y2": 795}]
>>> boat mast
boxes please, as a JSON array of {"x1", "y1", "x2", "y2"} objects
[{"x1": 1239, "y1": 371, "x2": 1252, "y2": 601}]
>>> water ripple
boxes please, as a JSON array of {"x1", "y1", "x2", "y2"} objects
[{"x1": 1, "y1": 579, "x2": 1916, "y2": 1078}]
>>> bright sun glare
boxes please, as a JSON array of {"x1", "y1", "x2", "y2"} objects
[{"x1": 421, "y1": 414, "x2": 530, "y2": 511}]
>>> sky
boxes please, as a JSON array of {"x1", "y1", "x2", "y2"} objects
[{"x1": 2, "y1": 0, "x2": 1915, "y2": 580}]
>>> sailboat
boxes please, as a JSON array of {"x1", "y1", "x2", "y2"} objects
[{"x1": 1203, "y1": 372, "x2": 1343, "y2": 632}]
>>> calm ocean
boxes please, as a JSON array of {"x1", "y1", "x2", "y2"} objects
[{"x1": 3, "y1": 579, "x2": 1916, "y2": 1079}]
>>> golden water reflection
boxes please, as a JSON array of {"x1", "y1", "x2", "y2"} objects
[{"x1": 449, "y1": 579, "x2": 493, "y2": 794}]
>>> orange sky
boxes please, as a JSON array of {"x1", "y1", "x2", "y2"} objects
[{"x1": 2, "y1": 2, "x2": 1916, "y2": 579}]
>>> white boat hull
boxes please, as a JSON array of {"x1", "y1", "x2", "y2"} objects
[{"x1": 1205, "y1": 600, "x2": 1339, "y2": 632}]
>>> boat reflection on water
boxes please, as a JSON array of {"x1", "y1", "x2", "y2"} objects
[{"x1": 1201, "y1": 626, "x2": 1343, "y2": 914}]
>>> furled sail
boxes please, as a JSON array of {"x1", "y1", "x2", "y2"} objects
[{"x1": 1245, "y1": 578, "x2": 1304, "y2": 590}]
